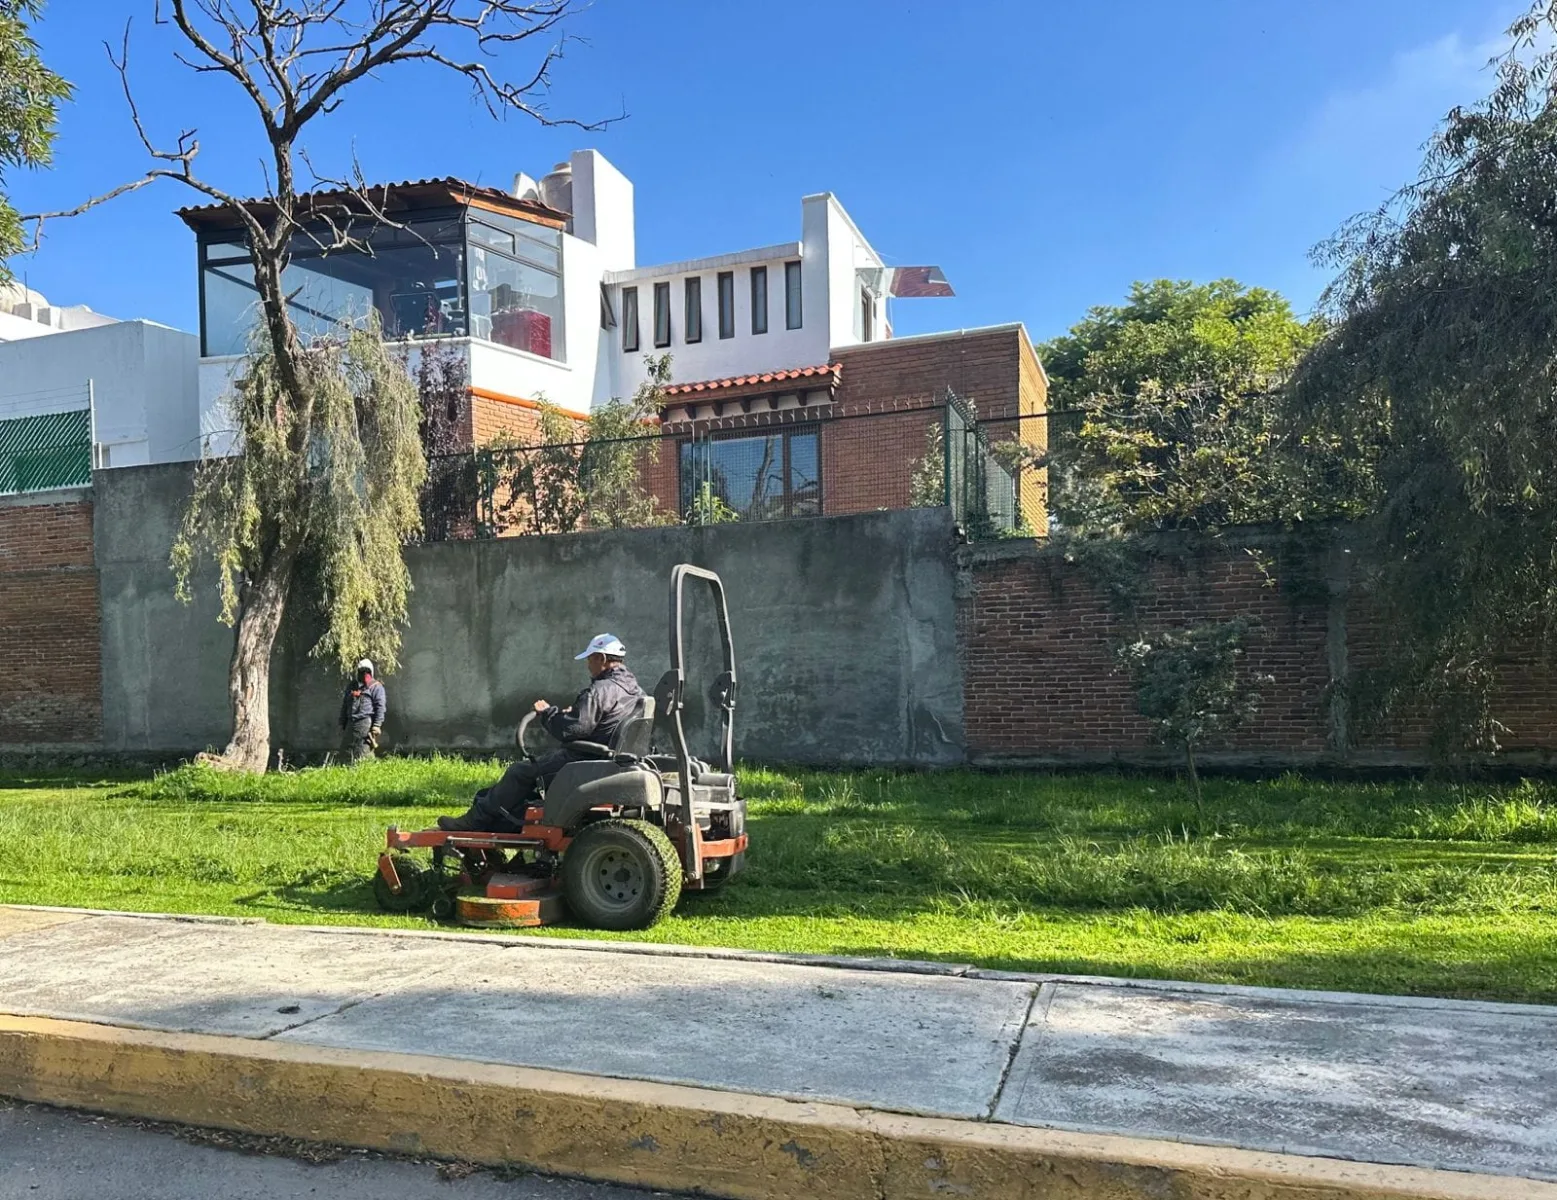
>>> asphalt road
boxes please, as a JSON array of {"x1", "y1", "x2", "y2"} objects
[{"x1": 0, "y1": 1101, "x2": 676, "y2": 1200}]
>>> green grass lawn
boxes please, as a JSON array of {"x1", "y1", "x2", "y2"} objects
[{"x1": 3, "y1": 758, "x2": 1556, "y2": 1003}]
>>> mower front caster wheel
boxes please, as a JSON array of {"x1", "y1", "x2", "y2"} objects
[
  {"x1": 373, "y1": 857, "x2": 431, "y2": 913},
  {"x1": 562, "y1": 819, "x2": 682, "y2": 931}
]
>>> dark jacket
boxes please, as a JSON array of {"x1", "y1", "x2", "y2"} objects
[
  {"x1": 340, "y1": 679, "x2": 386, "y2": 729},
  {"x1": 543, "y1": 665, "x2": 643, "y2": 748}
]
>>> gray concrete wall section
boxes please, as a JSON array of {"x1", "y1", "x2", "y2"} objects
[
  {"x1": 94, "y1": 463, "x2": 964, "y2": 765},
  {"x1": 95, "y1": 464, "x2": 237, "y2": 754}
]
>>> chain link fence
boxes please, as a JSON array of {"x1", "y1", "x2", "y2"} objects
[
  {"x1": 418, "y1": 390, "x2": 1032, "y2": 541},
  {"x1": 943, "y1": 389, "x2": 1020, "y2": 537}
]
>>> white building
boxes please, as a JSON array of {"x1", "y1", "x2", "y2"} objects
[
  {"x1": 185, "y1": 149, "x2": 945, "y2": 444},
  {"x1": 0, "y1": 284, "x2": 201, "y2": 492}
]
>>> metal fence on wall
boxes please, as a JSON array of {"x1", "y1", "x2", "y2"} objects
[
  {"x1": 943, "y1": 389, "x2": 1020, "y2": 537},
  {"x1": 418, "y1": 390, "x2": 1029, "y2": 542},
  {"x1": 0, "y1": 383, "x2": 95, "y2": 497}
]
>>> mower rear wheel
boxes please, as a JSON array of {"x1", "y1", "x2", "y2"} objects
[
  {"x1": 373, "y1": 857, "x2": 430, "y2": 912},
  {"x1": 562, "y1": 819, "x2": 682, "y2": 931}
]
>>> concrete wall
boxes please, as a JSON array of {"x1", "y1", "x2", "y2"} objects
[{"x1": 93, "y1": 463, "x2": 965, "y2": 766}]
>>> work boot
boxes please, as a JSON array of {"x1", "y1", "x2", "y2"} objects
[{"x1": 437, "y1": 805, "x2": 483, "y2": 832}]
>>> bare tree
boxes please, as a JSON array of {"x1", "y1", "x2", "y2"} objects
[{"x1": 27, "y1": 2, "x2": 609, "y2": 770}]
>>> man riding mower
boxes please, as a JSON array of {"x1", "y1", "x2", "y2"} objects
[
  {"x1": 436, "y1": 633, "x2": 642, "y2": 833},
  {"x1": 373, "y1": 564, "x2": 748, "y2": 931}
]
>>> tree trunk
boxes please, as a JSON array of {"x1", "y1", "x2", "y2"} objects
[
  {"x1": 221, "y1": 544, "x2": 297, "y2": 772},
  {"x1": 1184, "y1": 741, "x2": 1204, "y2": 824}
]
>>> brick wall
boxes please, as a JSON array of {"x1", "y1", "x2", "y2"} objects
[
  {"x1": 832, "y1": 326, "x2": 1026, "y2": 419},
  {"x1": 0, "y1": 494, "x2": 101, "y2": 746},
  {"x1": 821, "y1": 408, "x2": 939, "y2": 515},
  {"x1": 959, "y1": 536, "x2": 1557, "y2": 768},
  {"x1": 471, "y1": 393, "x2": 549, "y2": 446}
]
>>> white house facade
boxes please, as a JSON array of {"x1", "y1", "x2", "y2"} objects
[
  {"x1": 0, "y1": 285, "x2": 200, "y2": 493},
  {"x1": 185, "y1": 149, "x2": 943, "y2": 447}
]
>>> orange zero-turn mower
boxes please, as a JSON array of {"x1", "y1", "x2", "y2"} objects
[{"x1": 373, "y1": 564, "x2": 748, "y2": 932}]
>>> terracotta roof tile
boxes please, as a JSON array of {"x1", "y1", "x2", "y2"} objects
[
  {"x1": 176, "y1": 177, "x2": 568, "y2": 230},
  {"x1": 662, "y1": 363, "x2": 841, "y2": 397}
]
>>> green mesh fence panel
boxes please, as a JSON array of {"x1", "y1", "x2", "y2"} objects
[{"x1": 0, "y1": 409, "x2": 92, "y2": 495}]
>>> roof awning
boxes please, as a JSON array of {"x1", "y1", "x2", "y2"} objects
[
  {"x1": 176, "y1": 177, "x2": 569, "y2": 233},
  {"x1": 890, "y1": 266, "x2": 954, "y2": 298}
]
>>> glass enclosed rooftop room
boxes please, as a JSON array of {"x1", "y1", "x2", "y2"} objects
[{"x1": 184, "y1": 180, "x2": 568, "y2": 363}]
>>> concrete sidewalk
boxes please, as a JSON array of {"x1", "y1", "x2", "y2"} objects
[{"x1": 2, "y1": 906, "x2": 1555, "y2": 1195}]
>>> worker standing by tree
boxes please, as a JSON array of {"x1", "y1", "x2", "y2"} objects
[{"x1": 339, "y1": 659, "x2": 385, "y2": 763}]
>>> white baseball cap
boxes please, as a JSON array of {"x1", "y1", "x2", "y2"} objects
[
  {"x1": 575, "y1": 633, "x2": 627, "y2": 660},
  {"x1": 356, "y1": 658, "x2": 375, "y2": 674}
]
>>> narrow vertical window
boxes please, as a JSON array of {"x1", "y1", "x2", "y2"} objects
[
  {"x1": 860, "y1": 287, "x2": 874, "y2": 342},
  {"x1": 785, "y1": 260, "x2": 802, "y2": 330},
  {"x1": 622, "y1": 286, "x2": 639, "y2": 352},
  {"x1": 653, "y1": 281, "x2": 671, "y2": 348},
  {"x1": 750, "y1": 265, "x2": 768, "y2": 335},
  {"x1": 684, "y1": 277, "x2": 702, "y2": 344},
  {"x1": 717, "y1": 271, "x2": 735, "y2": 339}
]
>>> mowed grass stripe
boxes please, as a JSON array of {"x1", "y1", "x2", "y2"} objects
[{"x1": 2, "y1": 758, "x2": 1555, "y2": 1002}]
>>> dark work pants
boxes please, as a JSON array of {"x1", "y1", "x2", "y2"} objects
[
  {"x1": 343, "y1": 716, "x2": 375, "y2": 762},
  {"x1": 473, "y1": 749, "x2": 576, "y2": 825}
]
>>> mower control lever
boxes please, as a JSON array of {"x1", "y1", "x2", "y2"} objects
[{"x1": 514, "y1": 711, "x2": 540, "y2": 762}]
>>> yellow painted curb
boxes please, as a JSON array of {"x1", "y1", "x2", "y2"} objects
[{"x1": 0, "y1": 1015, "x2": 1550, "y2": 1200}]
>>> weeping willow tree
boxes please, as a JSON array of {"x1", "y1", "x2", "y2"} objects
[
  {"x1": 9, "y1": 1, "x2": 607, "y2": 772},
  {"x1": 1293, "y1": 2, "x2": 1557, "y2": 754},
  {"x1": 172, "y1": 317, "x2": 425, "y2": 770}
]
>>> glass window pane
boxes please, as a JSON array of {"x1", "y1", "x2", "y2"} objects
[
  {"x1": 201, "y1": 263, "x2": 262, "y2": 357},
  {"x1": 202, "y1": 238, "x2": 249, "y2": 264},
  {"x1": 678, "y1": 439, "x2": 704, "y2": 514},
  {"x1": 679, "y1": 429, "x2": 821, "y2": 522},
  {"x1": 653, "y1": 281, "x2": 671, "y2": 348},
  {"x1": 750, "y1": 266, "x2": 768, "y2": 335},
  {"x1": 788, "y1": 429, "x2": 820, "y2": 516},
  {"x1": 467, "y1": 210, "x2": 563, "y2": 271},
  {"x1": 469, "y1": 245, "x2": 563, "y2": 360},
  {"x1": 468, "y1": 223, "x2": 515, "y2": 254},
  {"x1": 685, "y1": 277, "x2": 702, "y2": 343},
  {"x1": 203, "y1": 238, "x2": 468, "y2": 355},
  {"x1": 717, "y1": 272, "x2": 735, "y2": 339},
  {"x1": 622, "y1": 287, "x2": 639, "y2": 352},
  {"x1": 785, "y1": 261, "x2": 803, "y2": 330}
]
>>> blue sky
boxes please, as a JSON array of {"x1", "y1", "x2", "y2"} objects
[{"x1": 12, "y1": 0, "x2": 1521, "y2": 346}]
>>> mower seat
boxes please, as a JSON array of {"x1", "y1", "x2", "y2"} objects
[{"x1": 538, "y1": 696, "x2": 660, "y2": 831}]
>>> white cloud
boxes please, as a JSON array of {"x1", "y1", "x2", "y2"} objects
[{"x1": 1272, "y1": 23, "x2": 1510, "y2": 203}]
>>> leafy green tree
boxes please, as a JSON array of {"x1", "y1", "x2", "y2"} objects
[
  {"x1": 500, "y1": 354, "x2": 672, "y2": 534},
  {"x1": 1042, "y1": 280, "x2": 1340, "y2": 533},
  {"x1": 908, "y1": 420, "x2": 946, "y2": 508},
  {"x1": 0, "y1": 0, "x2": 69, "y2": 281},
  {"x1": 1294, "y1": 1, "x2": 1557, "y2": 753},
  {"x1": 684, "y1": 481, "x2": 740, "y2": 526},
  {"x1": 1115, "y1": 617, "x2": 1271, "y2": 815},
  {"x1": 581, "y1": 355, "x2": 674, "y2": 530}
]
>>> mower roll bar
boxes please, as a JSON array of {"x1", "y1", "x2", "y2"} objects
[{"x1": 665, "y1": 563, "x2": 737, "y2": 882}]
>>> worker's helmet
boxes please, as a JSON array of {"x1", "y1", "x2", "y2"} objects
[
  {"x1": 356, "y1": 658, "x2": 375, "y2": 676},
  {"x1": 575, "y1": 633, "x2": 627, "y2": 660}
]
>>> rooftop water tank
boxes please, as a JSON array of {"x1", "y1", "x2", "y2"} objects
[{"x1": 538, "y1": 160, "x2": 573, "y2": 216}]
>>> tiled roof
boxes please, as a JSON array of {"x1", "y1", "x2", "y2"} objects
[
  {"x1": 176, "y1": 177, "x2": 568, "y2": 230},
  {"x1": 662, "y1": 363, "x2": 841, "y2": 397}
]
